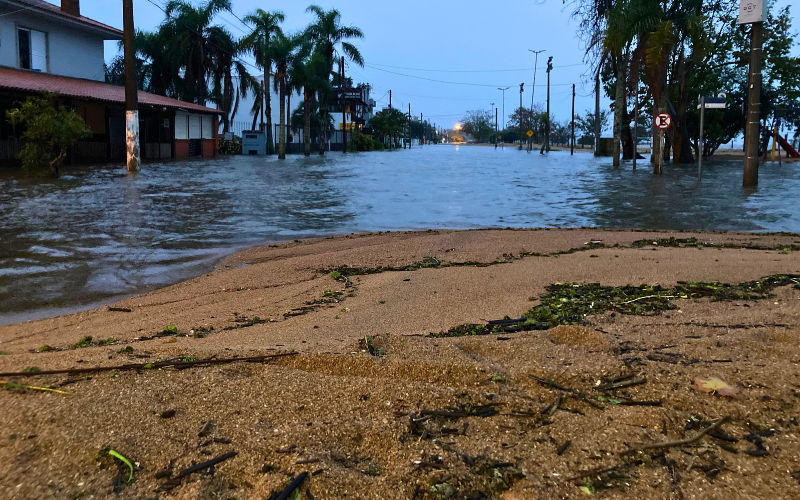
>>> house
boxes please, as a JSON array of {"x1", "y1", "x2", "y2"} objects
[{"x1": 0, "y1": 0, "x2": 220, "y2": 164}]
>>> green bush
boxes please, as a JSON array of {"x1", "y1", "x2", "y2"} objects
[{"x1": 6, "y1": 94, "x2": 92, "y2": 177}]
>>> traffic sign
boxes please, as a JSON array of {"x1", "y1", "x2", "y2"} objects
[
  {"x1": 654, "y1": 113, "x2": 672, "y2": 130},
  {"x1": 526, "y1": 129, "x2": 534, "y2": 137}
]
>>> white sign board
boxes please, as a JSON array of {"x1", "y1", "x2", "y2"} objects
[{"x1": 739, "y1": 0, "x2": 767, "y2": 24}]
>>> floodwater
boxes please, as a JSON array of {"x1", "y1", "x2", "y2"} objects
[{"x1": 1, "y1": 145, "x2": 798, "y2": 324}]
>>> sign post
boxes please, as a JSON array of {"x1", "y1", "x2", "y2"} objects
[
  {"x1": 696, "y1": 94, "x2": 727, "y2": 175},
  {"x1": 654, "y1": 112, "x2": 671, "y2": 175},
  {"x1": 740, "y1": 0, "x2": 767, "y2": 186}
]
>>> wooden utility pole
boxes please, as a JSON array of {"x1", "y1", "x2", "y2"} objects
[
  {"x1": 571, "y1": 83, "x2": 575, "y2": 155},
  {"x1": 743, "y1": 22, "x2": 763, "y2": 186},
  {"x1": 408, "y1": 103, "x2": 411, "y2": 149},
  {"x1": 594, "y1": 73, "x2": 600, "y2": 156},
  {"x1": 518, "y1": 83, "x2": 524, "y2": 150},
  {"x1": 389, "y1": 90, "x2": 392, "y2": 109},
  {"x1": 122, "y1": 0, "x2": 139, "y2": 172},
  {"x1": 420, "y1": 113, "x2": 423, "y2": 146},
  {"x1": 494, "y1": 108, "x2": 497, "y2": 149},
  {"x1": 543, "y1": 56, "x2": 553, "y2": 153},
  {"x1": 341, "y1": 56, "x2": 347, "y2": 154}
]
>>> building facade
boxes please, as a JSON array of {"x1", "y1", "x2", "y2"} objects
[{"x1": 0, "y1": 0, "x2": 220, "y2": 165}]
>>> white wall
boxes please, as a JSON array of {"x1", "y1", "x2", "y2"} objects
[{"x1": 0, "y1": 6, "x2": 107, "y2": 81}]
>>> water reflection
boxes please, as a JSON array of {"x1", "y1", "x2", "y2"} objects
[{"x1": 1, "y1": 147, "x2": 797, "y2": 323}]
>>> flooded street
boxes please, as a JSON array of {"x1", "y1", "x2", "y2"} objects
[{"x1": 1, "y1": 145, "x2": 798, "y2": 324}]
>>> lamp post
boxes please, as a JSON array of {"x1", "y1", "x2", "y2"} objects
[
  {"x1": 528, "y1": 49, "x2": 545, "y2": 152},
  {"x1": 497, "y1": 87, "x2": 510, "y2": 132}
]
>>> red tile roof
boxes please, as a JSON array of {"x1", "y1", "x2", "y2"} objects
[
  {"x1": 0, "y1": 67, "x2": 221, "y2": 114},
  {"x1": 3, "y1": 0, "x2": 123, "y2": 39}
]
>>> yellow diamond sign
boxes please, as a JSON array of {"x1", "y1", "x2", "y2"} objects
[{"x1": 526, "y1": 130, "x2": 534, "y2": 137}]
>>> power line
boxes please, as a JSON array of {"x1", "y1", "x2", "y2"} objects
[
  {"x1": 367, "y1": 62, "x2": 587, "y2": 73},
  {"x1": 365, "y1": 64, "x2": 575, "y2": 88}
]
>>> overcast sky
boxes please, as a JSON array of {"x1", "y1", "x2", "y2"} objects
[{"x1": 66, "y1": 0, "x2": 798, "y2": 130}]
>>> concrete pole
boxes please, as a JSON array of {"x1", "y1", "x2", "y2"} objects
[
  {"x1": 633, "y1": 83, "x2": 638, "y2": 170},
  {"x1": 495, "y1": 107, "x2": 498, "y2": 149},
  {"x1": 594, "y1": 74, "x2": 600, "y2": 156},
  {"x1": 341, "y1": 56, "x2": 347, "y2": 154},
  {"x1": 122, "y1": 0, "x2": 139, "y2": 172},
  {"x1": 743, "y1": 22, "x2": 763, "y2": 187},
  {"x1": 571, "y1": 83, "x2": 575, "y2": 155},
  {"x1": 519, "y1": 83, "x2": 524, "y2": 150},
  {"x1": 698, "y1": 96, "x2": 705, "y2": 175}
]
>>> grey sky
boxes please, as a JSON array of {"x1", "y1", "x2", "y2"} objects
[{"x1": 62, "y1": 0, "x2": 799, "y2": 130}]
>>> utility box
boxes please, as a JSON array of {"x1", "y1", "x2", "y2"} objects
[
  {"x1": 598, "y1": 137, "x2": 614, "y2": 156},
  {"x1": 242, "y1": 131, "x2": 266, "y2": 155}
]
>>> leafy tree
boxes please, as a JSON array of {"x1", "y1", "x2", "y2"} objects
[
  {"x1": 460, "y1": 110, "x2": 494, "y2": 143},
  {"x1": 271, "y1": 32, "x2": 302, "y2": 159},
  {"x1": 370, "y1": 108, "x2": 406, "y2": 148},
  {"x1": 6, "y1": 95, "x2": 91, "y2": 177},
  {"x1": 577, "y1": 108, "x2": 611, "y2": 146},
  {"x1": 289, "y1": 50, "x2": 331, "y2": 155},
  {"x1": 208, "y1": 27, "x2": 258, "y2": 133}
]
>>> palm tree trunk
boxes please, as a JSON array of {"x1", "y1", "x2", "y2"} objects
[
  {"x1": 265, "y1": 71, "x2": 273, "y2": 155},
  {"x1": 612, "y1": 62, "x2": 625, "y2": 167},
  {"x1": 279, "y1": 77, "x2": 286, "y2": 160},
  {"x1": 304, "y1": 89, "x2": 311, "y2": 156}
]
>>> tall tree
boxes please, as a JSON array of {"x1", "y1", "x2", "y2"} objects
[
  {"x1": 241, "y1": 9, "x2": 285, "y2": 153},
  {"x1": 289, "y1": 50, "x2": 329, "y2": 156},
  {"x1": 271, "y1": 33, "x2": 301, "y2": 159},
  {"x1": 208, "y1": 27, "x2": 257, "y2": 133},
  {"x1": 304, "y1": 5, "x2": 365, "y2": 155},
  {"x1": 161, "y1": 0, "x2": 232, "y2": 105}
]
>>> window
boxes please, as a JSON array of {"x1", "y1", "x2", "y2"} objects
[{"x1": 18, "y1": 28, "x2": 47, "y2": 71}]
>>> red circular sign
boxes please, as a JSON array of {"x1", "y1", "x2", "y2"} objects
[{"x1": 654, "y1": 113, "x2": 672, "y2": 130}]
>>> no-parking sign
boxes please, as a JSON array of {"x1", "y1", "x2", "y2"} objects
[{"x1": 654, "y1": 113, "x2": 672, "y2": 130}]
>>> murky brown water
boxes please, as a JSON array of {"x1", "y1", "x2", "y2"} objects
[{"x1": 1, "y1": 146, "x2": 797, "y2": 324}]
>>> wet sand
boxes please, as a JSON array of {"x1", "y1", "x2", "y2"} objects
[{"x1": 1, "y1": 228, "x2": 799, "y2": 499}]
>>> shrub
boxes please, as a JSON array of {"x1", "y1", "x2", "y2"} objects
[{"x1": 6, "y1": 94, "x2": 92, "y2": 177}]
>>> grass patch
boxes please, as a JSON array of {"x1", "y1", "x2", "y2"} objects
[
  {"x1": 98, "y1": 337, "x2": 116, "y2": 346},
  {"x1": 117, "y1": 346, "x2": 134, "y2": 354},
  {"x1": 431, "y1": 274, "x2": 800, "y2": 337},
  {"x1": 72, "y1": 336, "x2": 93, "y2": 349},
  {"x1": 36, "y1": 345, "x2": 54, "y2": 352}
]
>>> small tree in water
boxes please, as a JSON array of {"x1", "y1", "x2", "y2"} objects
[{"x1": 6, "y1": 94, "x2": 91, "y2": 177}]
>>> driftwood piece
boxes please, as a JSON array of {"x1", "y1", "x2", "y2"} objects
[
  {"x1": 179, "y1": 451, "x2": 237, "y2": 476},
  {"x1": 273, "y1": 472, "x2": 309, "y2": 500},
  {"x1": 0, "y1": 352, "x2": 298, "y2": 377},
  {"x1": 619, "y1": 416, "x2": 730, "y2": 456}
]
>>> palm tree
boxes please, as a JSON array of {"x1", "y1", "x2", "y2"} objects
[
  {"x1": 289, "y1": 50, "x2": 329, "y2": 156},
  {"x1": 241, "y1": 9, "x2": 284, "y2": 153},
  {"x1": 207, "y1": 26, "x2": 258, "y2": 133},
  {"x1": 271, "y1": 33, "x2": 301, "y2": 159},
  {"x1": 304, "y1": 5, "x2": 365, "y2": 155},
  {"x1": 162, "y1": 0, "x2": 232, "y2": 105}
]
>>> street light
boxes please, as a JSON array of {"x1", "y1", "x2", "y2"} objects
[
  {"x1": 528, "y1": 49, "x2": 545, "y2": 152},
  {"x1": 498, "y1": 87, "x2": 510, "y2": 131}
]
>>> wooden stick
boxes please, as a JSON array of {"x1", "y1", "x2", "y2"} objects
[
  {"x1": 0, "y1": 352, "x2": 298, "y2": 377},
  {"x1": 275, "y1": 472, "x2": 309, "y2": 500},
  {"x1": 179, "y1": 451, "x2": 237, "y2": 476},
  {"x1": 529, "y1": 375, "x2": 573, "y2": 392},
  {"x1": 595, "y1": 377, "x2": 647, "y2": 391},
  {"x1": 619, "y1": 416, "x2": 730, "y2": 456}
]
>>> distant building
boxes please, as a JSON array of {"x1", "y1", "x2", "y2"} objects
[{"x1": 0, "y1": 0, "x2": 220, "y2": 165}]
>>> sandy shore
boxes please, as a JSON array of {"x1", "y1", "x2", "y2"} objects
[{"x1": 1, "y1": 228, "x2": 799, "y2": 499}]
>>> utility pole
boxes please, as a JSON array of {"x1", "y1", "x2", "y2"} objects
[
  {"x1": 528, "y1": 49, "x2": 545, "y2": 152},
  {"x1": 594, "y1": 73, "x2": 601, "y2": 156},
  {"x1": 519, "y1": 83, "x2": 524, "y2": 150},
  {"x1": 408, "y1": 103, "x2": 411, "y2": 149},
  {"x1": 420, "y1": 113, "x2": 423, "y2": 145},
  {"x1": 389, "y1": 90, "x2": 392, "y2": 109},
  {"x1": 743, "y1": 20, "x2": 764, "y2": 186},
  {"x1": 495, "y1": 107, "x2": 498, "y2": 149},
  {"x1": 633, "y1": 79, "x2": 638, "y2": 170},
  {"x1": 542, "y1": 56, "x2": 553, "y2": 154},
  {"x1": 341, "y1": 56, "x2": 347, "y2": 154},
  {"x1": 122, "y1": 0, "x2": 139, "y2": 172},
  {"x1": 698, "y1": 95, "x2": 706, "y2": 175},
  {"x1": 571, "y1": 84, "x2": 575, "y2": 155}
]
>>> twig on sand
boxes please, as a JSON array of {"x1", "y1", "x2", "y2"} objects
[
  {"x1": 529, "y1": 375, "x2": 604, "y2": 409},
  {"x1": 2, "y1": 381, "x2": 71, "y2": 394},
  {"x1": 179, "y1": 451, "x2": 237, "y2": 476},
  {"x1": 595, "y1": 377, "x2": 647, "y2": 391},
  {"x1": 0, "y1": 352, "x2": 298, "y2": 377},
  {"x1": 619, "y1": 416, "x2": 731, "y2": 456},
  {"x1": 271, "y1": 472, "x2": 309, "y2": 500}
]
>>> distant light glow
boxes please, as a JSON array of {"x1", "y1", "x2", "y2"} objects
[{"x1": 454, "y1": 123, "x2": 462, "y2": 130}]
